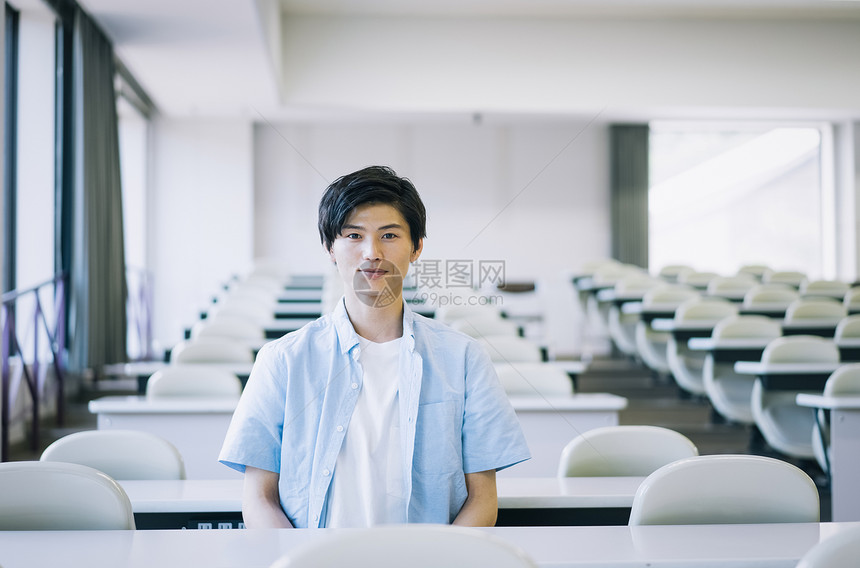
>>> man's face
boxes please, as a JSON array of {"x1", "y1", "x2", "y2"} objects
[{"x1": 329, "y1": 203, "x2": 423, "y2": 308}]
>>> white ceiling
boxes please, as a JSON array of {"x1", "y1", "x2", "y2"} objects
[{"x1": 70, "y1": 0, "x2": 860, "y2": 118}]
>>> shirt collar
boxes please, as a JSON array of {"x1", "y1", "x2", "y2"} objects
[{"x1": 332, "y1": 296, "x2": 416, "y2": 354}]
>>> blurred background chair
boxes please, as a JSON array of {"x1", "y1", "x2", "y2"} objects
[
  {"x1": 0, "y1": 461, "x2": 136, "y2": 530},
  {"x1": 557, "y1": 425, "x2": 698, "y2": 477},
  {"x1": 190, "y1": 315, "x2": 265, "y2": 344},
  {"x1": 741, "y1": 283, "x2": 800, "y2": 316},
  {"x1": 795, "y1": 523, "x2": 860, "y2": 568},
  {"x1": 811, "y1": 363, "x2": 860, "y2": 475},
  {"x1": 752, "y1": 335, "x2": 840, "y2": 460},
  {"x1": 477, "y1": 336, "x2": 544, "y2": 363},
  {"x1": 146, "y1": 366, "x2": 243, "y2": 400},
  {"x1": 783, "y1": 298, "x2": 847, "y2": 336},
  {"x1": 450, "y1": 315, "x2": 520, "y2": 339},
  {"x1": 666, "y1": 297, "x2": 738, "y2": 396},
  {"x1": 657, "y1": 264, "x2": 695, "y2": 284},
  {"x1": 494, "y1": 362, "x2": 573, "y2": 397},
  {"x1": 628, "y1": 454, "x2": 819, "y2": 525},
  {"x1": 435, "y1": 303, "x2": 503, "y2": 325},
  {"x1": 764, "y1": 270, "x2": 808, "y2": 289},
  {"x1": 703, "y1": 315, "x2": 783, "y2": 425},
  {"x1": 268, "y1": 525, "x2": 537, "y2": 568},
  {"x1": 635, "y1": 284, "x2": 700, "y2": 377},
  {"x1": 606, "y1": 275, "x2": 663, "y2": 358},
  {"x1": 736, "y1": 264, "x2": 772, "y2": 282},
  {"x1": 169, "y1": 338, "x2": 255, "y2": 365},
  {"x1": 40, "y1": 429, "x2": 186, "y2": 480},
  {"x1": 843, "y1": 287, "x2": 860, "y2": 316},
  {"x1": 706, "y1": 275, "x2": 758, "y2": 301},
  {"x1": 800, "y1": 280, "x2": 850, "y2": 301}
]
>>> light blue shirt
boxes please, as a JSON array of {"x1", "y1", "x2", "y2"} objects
[{"x1": 219, "y1": 298, "x2": 530, "y2": 528}]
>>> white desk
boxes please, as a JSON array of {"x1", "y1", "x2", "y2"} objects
[
  {"x1": 120, "y1": 476, "x2": 645, "y2": 529},
  {"x1": 796, "y1": 394, "x2": 860, "y2": 522},
  {"x1": 734, "y1": 361, "x2": 841, "y2": 391},
  {"x1": 89, "y1": 393, "x2": 625, "y2": 481},
  {"x1": 1, "y1": 522, "x2": 858, "y2": 568},
  {"x1": 505, "y1": 394, "x2": 628, "y2": 477},
  {"x1": 88, "y1": 396, "x2": 240, "y2": 480}
]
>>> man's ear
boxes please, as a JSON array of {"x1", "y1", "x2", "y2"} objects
[
  {"x1": 410, "y1": 238, "x2": 424, "y2": 263},
  {"x1": 326, "y1": 245, "x2": 336, "y2": 264}
]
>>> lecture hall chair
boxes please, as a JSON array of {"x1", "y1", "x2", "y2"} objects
[
  {"x1": 628, "y1": 454, "x2": 819, "y2": 525},
  {"x1": 666, "y1": 297, "x2": 738, "y2": 396},
  {"x1": 811, "y1": 363, "x2": 860, "y2": 475},
  {"x1": 557, "y1": 425, "x2": 698, "y2": 477},
  {"x1": 146, "y1": 365, "x2": 243, "y2": 400},
  {"x1": 702, "y1": 315, "x2": 783, "y2": 425},
  {"x1": 0, "y1": 461, "x2": 136, "y2": 530},
  {"x1": 40, "y1": 429, "x2": 186, "y2": 480},
  {"x1": 795, "y1": 523, "x2": 860, "y2": 568},
  {"x1": 751, "y1": 335, "x2": 840, "y2": 460}
]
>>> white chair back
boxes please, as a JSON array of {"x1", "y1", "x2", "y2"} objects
[
  {"x1": 742, "y1": 283, "x2": 800, "y2": 310},
  {"x1": 435, "y1": 303, "x2": 502, "y2": 324},
  {"x1": 628, "y1": 454, "x2": 819, "y2": 525},
  {"x1": 0, "y1": 461, "x2": 136, "y2": 530},
  {"x1": 796, "y1": 524, "x2": 860, "y2": 568},
  {"x1": 191, "y1": 315, "x2": 265, "y2": 341},
  {"x1": 764, "y1": 270, "x2": 808, "y2": 289},
  {"x1": 146, "y1": 366, "x2": 243, "y2": 400},
  {"x1": 834, "y1": 314, "x2": 860, "y2": 340},
  {"x1": 706, "y1": 275, "x2": 757, "y2": 300},
  {"x1": 451, "y1": 315, "x2": 520, "y2": 339},
  {"x1": 801, "y1": 280, "x2": 850, "y2": 300},
  {"x1": 478, "y1": 336, "x2": 543, "y2": 363},
  {"x1": 702, "y1": 315, "x2": 782, "y2": 424},
  {"x1": 41, "y1": 429, "x2": 186, "y2": 480},
  {"x1": 752, "y1": 336, "x2": 840, "y2": 459},
  {"x1": 736, "y1": 264, "x2": 772, "y2": 281},
  {"x1": 494, "y1": 362, "x2": 573, "y2": 396},
  {"x1": 812, "y1": 363, "x2": 860, "y2": 472},
  {"x1": 784, "y1": 298, "x2": 847, "y2": 324},
  {"x1": 170, "y1": 338, "x2": 255, "y2": 364},
  {"x1": 268, "y1": 525, "x2": 538, "y2": 568},
  {"x1": 557, "y1": 425, "x2": 698, "y2": 477}
]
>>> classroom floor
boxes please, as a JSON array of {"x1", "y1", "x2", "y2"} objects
[{"x1": 6, "y1": 354, "x2": 832, "y2": 521}]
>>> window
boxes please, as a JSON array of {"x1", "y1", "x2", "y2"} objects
[{"x1": 649, "y1": 122, "x2": 830, "y2": 279}]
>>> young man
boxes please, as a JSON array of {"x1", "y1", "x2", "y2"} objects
[{"x1": 219, "y1": 166, "x2": 529, "y2": 528}]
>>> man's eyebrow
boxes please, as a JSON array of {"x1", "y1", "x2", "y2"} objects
[{"x1": 340, "y1": 223, "x2": 404, "y2": 232}]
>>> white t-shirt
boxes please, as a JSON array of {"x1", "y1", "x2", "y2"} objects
[{"x1": 324, "y1": 336, "x2": 406, "y2": 527}]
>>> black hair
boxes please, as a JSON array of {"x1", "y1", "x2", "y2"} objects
[{"x1": 318, "y1": 166, "x2": 427, "y2": 252}]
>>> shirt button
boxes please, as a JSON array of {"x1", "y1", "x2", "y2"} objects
[
  {"x1": 336, "y1": 425, "x2": 344, "y2": 432},
  {"x1": 351, "y1": 383, "x2": 358, "y2": 389},
  {"x1": 313, "y1": 514, "x2": 319, "y2": 522},
  {"x1": 408, "y1": 416, "x2": 413, "y2": 423},
  {"x1": 323, "y1": 468, "x2": 331, "y2": 476}
]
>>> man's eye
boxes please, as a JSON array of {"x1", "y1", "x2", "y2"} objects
[
  {"x1": 345, "y1": 233, "x2": 361, "y2": 239},
  {"x1": 382, "y1": 233, "x2": 397, "y2": 239}
]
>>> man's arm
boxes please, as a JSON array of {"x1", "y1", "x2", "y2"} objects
[
  {"x1": 242, "y1": 465, "x2": 293, "y2": 528},
  {"x1": 452, "y1": 469, "x2": 498, "y2": 527}
]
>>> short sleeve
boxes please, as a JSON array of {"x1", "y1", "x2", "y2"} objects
[
  {"x1": 218, "y1": 344, "x2": 287, "y2": 473},
  {"x1": 460, "y1": 342, "x2": 531, "y2": 474}
]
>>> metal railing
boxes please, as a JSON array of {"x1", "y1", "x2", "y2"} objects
[{"x1": 1, "y1": 273, "x2": 67, "y2": 461}]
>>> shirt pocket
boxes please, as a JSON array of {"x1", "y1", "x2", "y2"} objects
[{"x1": 412, "y1": 400, "x2": 463, "y2": 475}]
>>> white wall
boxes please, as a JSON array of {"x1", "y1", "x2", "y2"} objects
[
  {"x1": 253, "y1": 118, "x2": 610, "y2": 356},
  {"x1": 279, "y1": 16, "x2": 860, "y2": 116},
  {"x1": 150, "y1": 118, "x2": 254, "y2": 348}
]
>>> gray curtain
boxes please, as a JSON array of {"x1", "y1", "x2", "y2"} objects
[
  {"x1": 610, "y1": 124, "x2": 649, "y2": 269},
  {"x1": 68, "y1": 10, "x2": 127, "y2": 372}
]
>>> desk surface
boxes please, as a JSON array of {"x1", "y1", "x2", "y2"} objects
[
  {"x1": 507, "y1": 394, "x2": 628, "y2": 411},
  {"x1": 1, "y1": 522, "x2": 858, "y2": 568},
  {"x1": 797, "y1": 394, "x2": 860, "y2": 409},
  {"x1": 88, "y1": 396, "x2": 238, "y2": 414},
  {"x1": 687, "y1": 337, "x2": 771, "y2": 351},
  {"x1": 120, "y1": 476, "x2": 645, "y2": 514},
  {"x1": 734, "y1": 361, "x2": 841, "y2": 375}
]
